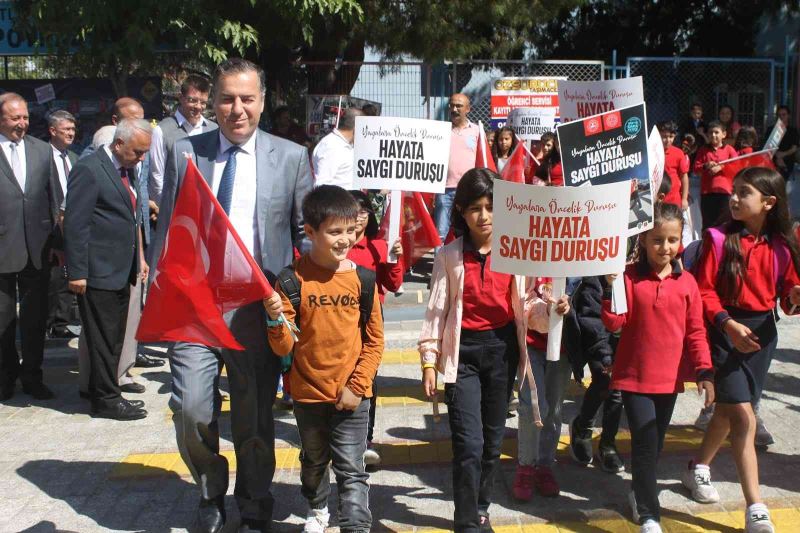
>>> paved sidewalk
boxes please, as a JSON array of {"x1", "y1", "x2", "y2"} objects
[{"x1": 1, "y1": 309, "x2": 800, "y2": 532}]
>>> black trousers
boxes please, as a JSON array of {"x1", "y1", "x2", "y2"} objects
[
  {"x1": 622, "y1": 391, "x2": 677, "y2": 524},
  {"x1": 78, "y1": 285, "x2": 130, "y2": 408},
  {"x1": 367, "y1": 379, "x2": 378, "y2": 443},
  {"x1": 700, "y1": 193, "x2": 730, "y2": 231},
  {"x1": 47, "y1": 264, "x2": 74, "y2": 332},
  {"x1": 575, "y1": 366, "x2": 623, "y2": 444},
  {"x1": 0, "y1": 260, "x2": 50, "y2": 389},
  {"x1": 445, "y1": 324, "x2": 518, "y2": 532}
]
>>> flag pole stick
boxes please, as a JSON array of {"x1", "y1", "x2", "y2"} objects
[{"x1": 717, "y1": 148, "x2": 775, "y2": 165}]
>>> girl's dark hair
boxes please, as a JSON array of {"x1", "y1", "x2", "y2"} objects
[
  {"x1": 491, "y1": 126, "x2": 517, "y2": 162},
  {"x1": 451, "y1": 168, "x2": 497, "y2": 237},
  {"x1": 718, "y1": 104, "x2": 735, "y2": 121},
  {"x1": 349, "y1": 190, "x2": 379, "y2": 239},
  {"x1": 535, "y1": 132, "x2": 561, "y2": 183},
  {"x1": 634, "y1": 201, "x2": 684, "y2": 268},
  {"x1": 716, "y1": 167, "x2": 800, "y2": 303},
  {"x1": 734, "y1": 126, "x2": 758, "y2": 151}
]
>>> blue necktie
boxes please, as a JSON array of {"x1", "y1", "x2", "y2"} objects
[{"x1": 216, "y1": 146, "x2": 239, "y2": 214}]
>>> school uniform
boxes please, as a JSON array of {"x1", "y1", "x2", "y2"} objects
[
  {"x1": 696, "y1": 229, "x2": 800, "y2": 404},
  {"x1": 693, "y1": 144, "x2": 738, "y2": 229}
]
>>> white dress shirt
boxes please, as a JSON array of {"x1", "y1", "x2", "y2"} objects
[
  {"x1": 51, "y1": 144, "x2": 72, "y2": 196},
  {"x1": 211, "y1": 131, "x2": 259, "y2": 259},
  {"x1": 311, "y1": 129, "x2": 353, "y2": 188},
  {"x1": 149, "y1": 110, "x2": 209, "y2": 205},
  {"x1": 0, "y1": 134, "x2": 26, "y2": 191}
]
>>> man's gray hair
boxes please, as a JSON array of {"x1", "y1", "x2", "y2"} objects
[
  {"x1": 47, "y1": 109, "x2": 76, "y2": 128},
  {"x1": 338, "y1": 107, "x2": 363, "y2": 131},
  {"x1": 213, "y1": 57, "x2": 266, "y2": 96},
  {"x1": 113, "y1": 118, "x2": 152, "y2": 142}
]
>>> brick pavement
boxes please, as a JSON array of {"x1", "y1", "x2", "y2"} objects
[{"x1": 1, "y1": 310, "x2": 799, "y2": 532}]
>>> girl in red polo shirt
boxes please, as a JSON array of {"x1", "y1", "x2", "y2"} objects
[
  {"x1": 418, "y1": 168, "x2": 568, "y2": 532},
  {"x1": 683, "y1": 167, "x2": 800, "y2": 533},
  {"x1": 534, "y1": 132, "x2": 564, "y2": 186},
  {"x1": 347, "y1": 190, "x2": 403, "y2": 468},
  {"x1": 693, "y1": 120, "x2": 738, "y2": 230},
  {"x1": 602, "y1": 202, "x2": 714, "y2": 533}
]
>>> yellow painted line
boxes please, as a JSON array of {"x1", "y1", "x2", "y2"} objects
[{"x1": 112, "y1": 427, "x2": 719, "y2": 479}]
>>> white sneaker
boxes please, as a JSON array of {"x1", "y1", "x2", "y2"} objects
[
  {"x1": 745, "y1": 504, "x2": 775, "y2": 533},
  {"x1": 682, "y1": 463, "x2": 720, "y2": 503},
  {"x1": 754, "y1": 416, "x2": 775, "y2": 447},
  {"x1": 303, "y1": 508, "x2": 330, "y2": 533},
  {"x1": 364, "y1": 444, "x2": 381, "y2": 466},
  {"x1": 628, "y1": 490, "x2": 639, "y2": 524},
  {"x1": 694, "y1": 404, "x2": 715, "y2": 431},
  {"x1": 640, "y1": 519, "x2": 663, "y2": 533}
]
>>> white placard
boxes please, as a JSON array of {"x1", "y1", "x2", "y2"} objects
[
  {"x1": 35, "y1": 83, "x2": 56, "y2": 104},
  {"x1": 557, "y1": 77, "x2": 644, "y2": 123},
  {"x1": 387, "y1": 190, "x2": 402, "y2": 264},
  {"x1": 763, "y1": 120, "x2": 786, "y2": 152},
  {"x1": 352, "y1": 116, "x2": 451, "y2": 194},
  {"x1": 507, "y1": 107, "x2": 558, "y2": 140},
  {"x1": 492, "y1": 179, "x2": 630, "y2": 278},
  {"x1": 647, "y1": 126, "x2": 666, "y2": 197}
]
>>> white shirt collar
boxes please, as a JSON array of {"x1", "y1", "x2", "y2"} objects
[
  {"x1": 51, "y1": 143, "x2": 68, "y2": 157},
  {"x1": 175, "y1": 109, "x2": 205, "y2": 129},
  {"x1": 332, "y1": 128, "x2": 353, "y2": 146},
  {"x1": 218, "y1": 130, "x2": 257, "y2": 156},
  {"x1": 0, "y1": 133, "x2": 23, "y2": 147},
  {"x1": 103, "y1": 144, "x2": 125, "y2": 172}
]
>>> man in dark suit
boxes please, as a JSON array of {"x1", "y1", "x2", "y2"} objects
[
  {"x1": 47, "y1": 110, "x2": 79, "y2": 339},
  {"x1": 0, "y1": 92, "x2": 61, "y2": 401},
  {"x1": 64, "y1": 118, "x2": 152, "y2": 421},
  {"x1": 151, "y1": 58, "x2": 312, "y2": 533}
]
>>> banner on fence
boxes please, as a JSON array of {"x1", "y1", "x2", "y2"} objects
[
  {"x1": 557, "y1": 77, "x2": 644, "y2": 123},
  {"x1": 507, "y1": 107, "x2": 558, "y2": 141},
  {"x1": 352, "y1": 116, "x2": 451, "y2": 194},
  {"x1": 557, "y1": 103, "x2": 653, "y2": 234},
  {"x1": 490, "y1": 76, "x2": 564, "y2": 129},
  {"x1": 492, "y1": 179, "x2": 630, "y2": 278}
]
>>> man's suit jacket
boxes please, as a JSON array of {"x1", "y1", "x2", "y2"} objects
[
  {"x1": 151, "y1": 129, "x2": 312, "y2": 283},
  {"x1": 64, "y1": 149, "x2": 141, "y2": 291},
  {"x1": 0, "y1": 135, "x2": 60, "y2": 273}
]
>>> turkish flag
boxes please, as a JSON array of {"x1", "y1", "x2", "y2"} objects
[
  {"x1": 719, "y1": 150, "x2": 777, "y2": 186},
  {"x1": 378, "y1": 191, "x2": 442, "y2": 272},
  {"x1": 137, "y1": 159, "x2": 273, "y2": 350},
  {"x1": 500, "y1": 143, "x2": 530, "y2": 184},
  {"x1": 475, "y1": 127, "x2": 498, "y2": 172}
]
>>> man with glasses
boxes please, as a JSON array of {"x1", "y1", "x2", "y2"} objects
[{"x1": 149, "y1": 75, "x2": 218, "y2": 207}]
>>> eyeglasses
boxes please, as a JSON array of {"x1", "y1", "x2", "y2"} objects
[{"x1": 184, "y1": 96, "x2": 208, "y2": 107}]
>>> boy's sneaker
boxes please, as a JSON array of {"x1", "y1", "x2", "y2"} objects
[
  {"x1": 628, "y1": 490, "x2": 640, "y2": 524},
  {"x1": 568, "y1": 417, "x2": 593, "y2": 465},
  {"x1": 745, "y1": 503, "x2": 775, "y2": 533},
  {"x1": 479, "y1": 514, "x2": 494, "y2": 533},
  {"x1": 597, "y1": 442, "x2": 625, "y2": 473},
  {"x1": 303, "y1": 508, "x2": 330, "y2": 533},
  {"x1": 754, "y1": 416, "x2": 775, "y2": 447},
  {"x1": 681, "y1": 462, "x2": 720, "y2": 503},
  {"x1": 364, "y1": 442, "x2": 381, "y2": 466},
  {"x1": 640, "y1": 519, "x2": 663, "y2": 533},
  {"x1": 512, "y1": 464, "x2": 535, "y2": 502},
  {"x1": 533, "y1": 465, "x2": 559, "y2": 497},
  {"x1": 694, "y1": 404, "x2": 715, "y2": 431}
]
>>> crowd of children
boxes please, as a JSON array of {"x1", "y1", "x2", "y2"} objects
[{"x1": 259, "y1": 106, "x2": 799, "y2": 533}]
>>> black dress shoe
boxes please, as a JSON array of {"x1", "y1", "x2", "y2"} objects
[
  {"x1": 135, "y1": 353, "x2": 165, "y2": 368},
  {"x1": 197, "y1": 496, "x2": 226, "y2": 533},
  {"x1": 237, "y1": 519, "x2": 269, "y2": 533},
  {"x1": 91, "y1": 400, "x2": 147, "y2": 421},
  {"x1": 120, "y1": 382, "x2": 146, "y2": 394},
  {"x1": 22, "y1": 382, "x2": 55, "y2": 400},
  {"x1": 79, "y1": 390, "x2": 91, "y2": 400},
  {"x1": 124, "y1": 399, "x2": 145, "y2": 409},
  {"x1": 0, "y1": 387, "x2": 13, "y2": 401},
  {"x1": 49, "y1": 327, "x2": 78, "y2": 339}
]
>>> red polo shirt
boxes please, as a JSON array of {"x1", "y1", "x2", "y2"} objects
[
  {"x1": 693, "y1": 144, "x2": 738, "y2": 195},
  {"x1": 347, "y1": 236, "x2": 404, "y2": 303},
  {"x1": 664, "y1": 145, "x2": 689, "y2": 206},
  {"x1": 695, "y1": 230, "x2": 800, "y2": 328},
  {"x1": 461, "y1": 240, "x2": 514, "y2": 331},
  {"x1": 603, "y1": 261, "x2": 712, "y2": 394}
]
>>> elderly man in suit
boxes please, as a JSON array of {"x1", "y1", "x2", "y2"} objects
[
  {"x1": 151, "y1": 58, "x2": 312, "y2": 533},
  {"x1": 0, "y1": 92, "x2": 61, "y2": 401},
  {"x1": 149, "y1": 74, "x2": 217, "y2": 207},
  {"x1": 64, "y1": 118, "x2": 152, "y2": 421},
  {"x1": 47, "y1": 109, "x2": 79, "y2": 339}
]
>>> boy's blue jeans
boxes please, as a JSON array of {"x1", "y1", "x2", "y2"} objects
[{"x1": 294, "y1": 399, "x2": 371, "y2": 533}]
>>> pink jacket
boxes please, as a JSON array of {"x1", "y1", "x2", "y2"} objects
[{"x1": 418, "y1": 237, "x2": 549, "y2": 422}]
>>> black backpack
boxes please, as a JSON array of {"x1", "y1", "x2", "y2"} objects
[{"x1": 275, "y1": 264, "x2": 377, "y2": 373}]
